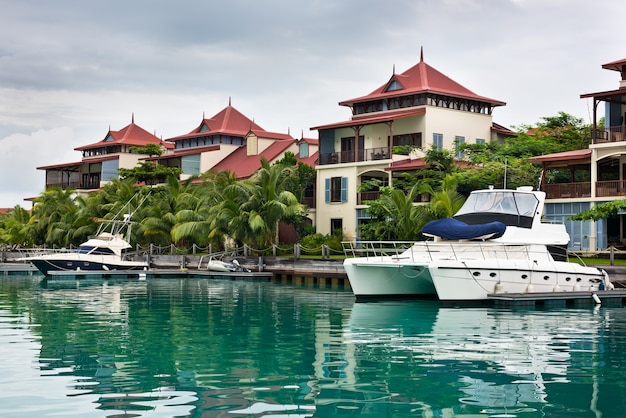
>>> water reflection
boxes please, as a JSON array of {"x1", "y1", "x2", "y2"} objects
[{"x1": 1, "y1": 276, "x2": 625, "y2": 417}]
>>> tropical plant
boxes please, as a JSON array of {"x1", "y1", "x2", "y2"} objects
[{"x1": 0, "y1": 206, "x2": 33, "y2": 248}]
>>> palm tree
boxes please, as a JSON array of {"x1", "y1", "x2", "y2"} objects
[
  {"x1": 27, "y1": 187, "x2": 82, "y2": 247},
  {"x1": 242, "y1": 158, "x2": 305, "y2": 247},
  {"x1": 417, "y1": 175, "x2": 466, "y2": 225},
  {"x1": 0, "y1": 205, "x2": 33, "y2": 249},
  {"x1": 360, "y1": 184, "x2": 423, "y2": 241}
]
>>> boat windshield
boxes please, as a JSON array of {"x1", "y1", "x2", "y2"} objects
[
  {"x1": 76, "y1": 246, "x2": 116, "y2": 255},
  {"x1": 454, "y1": 191, "x2": 539, "y2": 228}
]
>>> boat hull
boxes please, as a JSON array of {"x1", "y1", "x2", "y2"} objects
[
  {"x1": 429, "y1": 259, "x2": 608, "y2": 301},
  {"x1": 343, "y1": 257, "x2": 436, "y2": 298},
  {"x1": 28, "y1": 257, "x2": 148, "y2": 276}
]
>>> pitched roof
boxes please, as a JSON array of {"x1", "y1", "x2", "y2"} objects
[
  {"x1": 311, "y1": 107, "x2": 426, "y2": 131},
  {"x1": 168, "y1": 104, "x2": 263, "y2": 141},
  {"x1": 210, "y1": 139, "x2": 295, "y2": 179},
  {"x1": 37, "y1": 155, "x2": 119, "y2": 170},
  {"x1": 602, "y1": 57, "x2": 626, "y2": 72},
  {"x1": 75, "y1": 121, "x2": 166, "y2": 151},
  {"x1": 531, "y1": 148, "x2": 591, "y2": 163},
  {"x1": 339, "y1": 53, "x2": 505, "y2": 108}
]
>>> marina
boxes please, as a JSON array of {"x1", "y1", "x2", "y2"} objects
[{"x1": 3, "y1": 273, "x2": 626, "y2": 417}]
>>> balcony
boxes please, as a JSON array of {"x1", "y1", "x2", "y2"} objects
[
  {"x1": 592, "y1": 125, "x2": 626, "y2": 144},
  {"x1": 357, "y1": 190, "x2": 431, "y2": 205},
  {"x1": 543, "y1": 181, "x2": 626, "y2": 198},
  {"x1": 320, "y1": 146, "x2": 390, "y2": 165}
]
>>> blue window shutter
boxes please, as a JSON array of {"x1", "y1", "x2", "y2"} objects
[
  {"x1": 325, "y1": 178, "x2": 330, "y2": 203},
  {"x1": 341, "y1": 177, "x2": 348, "y2": 202}
]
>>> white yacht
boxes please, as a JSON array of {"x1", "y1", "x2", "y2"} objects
[
  {"x1": 22, "y1": 199, "x2": 149, "y2": 276},
  {"x1": 343, "y1": 186, "x2": 611, "y2": 301}
]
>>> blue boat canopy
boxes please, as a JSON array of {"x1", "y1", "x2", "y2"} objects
[{"x1": 422, "y1": 218, "x2": 506, "y2": 240}]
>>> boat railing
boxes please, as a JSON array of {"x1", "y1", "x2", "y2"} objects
[
  {"x1": 342, "y1": 241, "x2": 419, "y2": 259},
  {"x1": 343, "y1": 240, "x2": 566, "y2": 263},
  {"x1": 17, "y1": 247, "x2": 74, "y2": 257}
]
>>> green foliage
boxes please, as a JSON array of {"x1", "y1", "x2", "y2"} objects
[
  {"x1": 569, "y1": 199, "x2": 626, "y2": 221},
  {"x1": 359, "y1": 176, "x2": 465, "y2": 241},
  {"x1": 118, "y1": 161, "x2": 182, "y2": 185},
  {"x1": 300, "y1": 232, "x2": 343, "y2": 254},
  {"x1": 129, "y1": 143, "x2": 163, "y2": 156}
]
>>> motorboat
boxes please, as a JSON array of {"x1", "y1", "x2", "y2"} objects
[
  {"x1": 343, "y1": 186, "x2": 611, "y2": 301},
  {"x1": 20, "y1": 198, "x2": 149, "y2": 276},
  {"x1": 199, "y1": 257, "x2": 251, "y2": 273}
]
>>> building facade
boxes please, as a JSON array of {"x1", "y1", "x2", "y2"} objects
[
  {"x1": 311, "y1": 52, "x2": 508, "y2": 240},
  {"x1": 534, "y1": 57, "x2": 626, "y2": 251},
  {"x1": 38, "y1": 116, "x2": 172, "y2": 192}
]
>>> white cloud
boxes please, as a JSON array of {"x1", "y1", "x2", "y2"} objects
[
  {"x1": 1, "y1": 0, "x2": 626, "y2": 206},
  {"x1": 0, "y1": 127, "x2": 77, "y2": 207}
]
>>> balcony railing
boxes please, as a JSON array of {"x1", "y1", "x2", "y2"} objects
[
  {"x1": 320, "y1": 146, "x2": 390, "y2": 165},
  {"x1": 592, "y1": 125, "x2": 626, "y2": 143},
  {"x1": 357, "y1": 191, "x2": 431, "y2": 205},
  {"x1": 542, "y1": 181, "x2": 626, "y2": 198}
]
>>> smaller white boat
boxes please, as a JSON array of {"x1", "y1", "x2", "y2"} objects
[{"x1": 205, "y1": 258, "x2": 250, "y2": 273}]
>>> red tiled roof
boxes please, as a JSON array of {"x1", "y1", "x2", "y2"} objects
[
  {"x1": 299, "y1": 137, "x2": 318, "y2": 145},
  {"x1": 299, "y1": 150, "x2": 318, "y2": 167},
  {"x1": 338, "y1": 56, "x2": 506, "y2": 108},
  {"x1": 602, "y1": 58, "x2": 626, "y2": 72},
  {"x1": 385, "y1": 158, "x2": 428, "y2": 172},
  {"x1": 491, "y1": 122, "x2": 516, "y2": 136},
  {"x1": 37, "y1": 155, "x2": 119, "y2": 170},
  {"x1": 531, "y1": 149, "x2": 591, "y2": 163},
  {"x1": 75, "y1": 121, "x2": 164, "y2": 151},
  {"x1": 580, "y1": 87, "x2": 626, "y2": 100},
  {"x1": 211, "y1": 139, "x2": 295, "y2": 178},
  {"x1": 311, "y1": 107, "x2": 426, "y2": 131},
  {"x1": 168, "y1": 105, "x2": 263, "y2": 141}
]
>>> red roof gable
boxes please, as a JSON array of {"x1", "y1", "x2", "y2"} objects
[
  {"x1": 75, "y1": 121, "x2": 165, "y2": 151},
  {"x1": 339, "y1": 55, "x2": 505, "y2": 108},
  {"x1": 211, "y1": 139, "x2": 295, "y2": 178},
  {"x1": 168, "y1": 104, "x2": 263, "y2": 141}
]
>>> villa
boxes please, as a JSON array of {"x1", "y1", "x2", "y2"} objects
[
  {"x1": 311, "y1": 50, "x2": 511, "y2": 240},
  {"x1": 533, "y1": 57, "x2": 626, "y2": 251}
]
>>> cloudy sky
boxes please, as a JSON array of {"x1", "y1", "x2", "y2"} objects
[{"x1": 1, "y1": 0, "x2": 625, "y2": 207}]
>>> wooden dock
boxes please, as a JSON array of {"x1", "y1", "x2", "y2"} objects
[{"x1": 487, "y1": 289, "x2": 626, "y2": 307}]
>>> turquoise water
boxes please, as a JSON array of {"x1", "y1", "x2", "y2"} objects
[{"x1": 1, "y1": 275, "x2": 626, "y2": 417}]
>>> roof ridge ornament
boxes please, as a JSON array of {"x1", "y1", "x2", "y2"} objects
[{"x1": 420, "y1": 46, "x2": 424, "y2": 62}]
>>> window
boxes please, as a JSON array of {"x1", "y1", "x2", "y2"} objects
[
  {"x1": 392, "y1": 133, "x2": 422, "y2": 147},
  {"x1": 385, "y1": 79, "x2": 403, "y2": 92},
  {"x1": 455, "y1": 136, "x2": 465, "y2": 158},
  {"x1": 299, "y1": 142, "x2": 309, "y2": 158},
  {"x1": 325, "y1": 177, "x2": 348, "y2": 203},
  {"x1": 476, "y1": 138, "x2": 486, "y2": 145},
  {"x1": 182, "y1": 154, "x2": 201, "y2": 175},
  {"x1": 433, "y1": 133, "x2": 443, "y2": 150},
  {"x1": 330, "y1": 218, "x2": 343, "y2": 235}
]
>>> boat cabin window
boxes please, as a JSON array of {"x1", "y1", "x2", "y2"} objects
[
  {"x1": 76, "y1": 245, "x2": 116, "y2": 255},
  {"x1": 454, "y1": 191, "x2": 539, "y2": 228}
]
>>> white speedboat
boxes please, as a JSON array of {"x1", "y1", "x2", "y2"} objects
[
  {"x1": 21, "y1": 199, "x2": 149, "y2": 276},
  {"x1": 343, "y1": 186, "x2": 611, "y2": 301},
  {"x1": 204, "y1": 258, "x2": 250, "y2": 273}
]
